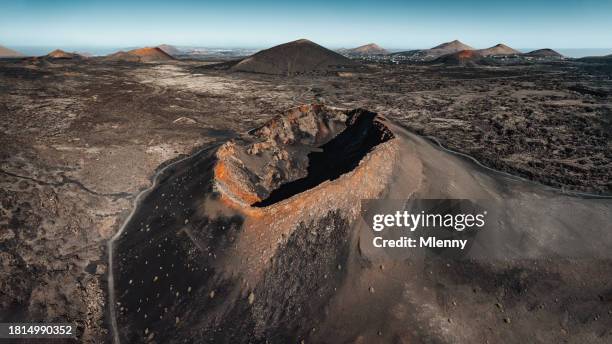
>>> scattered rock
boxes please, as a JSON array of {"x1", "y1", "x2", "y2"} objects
[
  {"x1": 248, "y1": 292, "x2": 255, "y2": 304},
  {"x1": 173, "y1": 117, "x2": 197, "y2": 125}
]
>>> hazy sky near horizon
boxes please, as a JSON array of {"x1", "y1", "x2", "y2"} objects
[{"x1": 1, "y1": 0, "x2": 611, "y2": 49}]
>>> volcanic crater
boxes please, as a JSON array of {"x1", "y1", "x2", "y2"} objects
[
  {"x1": 214, "y1": 104, "x2": 396, "y2": 208},
  {"x1": 112, "y1": 104, "x2": 402, "y2": 343}
]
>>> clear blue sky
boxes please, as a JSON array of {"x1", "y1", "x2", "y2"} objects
[{"x1": 1, "y1": 0, "x2": 611, "y2": 50}]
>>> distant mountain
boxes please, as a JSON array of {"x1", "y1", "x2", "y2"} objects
[
  {"x1": 157, "y1": 44, "x2": 182, "y2": 57},
  {"x1": 128, "y1": 47, "x2": 175, "y2": 62},
  {"x1": 524, "y1": 48, "x2": 563, "y2": 58},
  {"x1": 392, "y1": 40, "x2": 474, "y2": 61},
  {"x1": 45, "y1": 49, "x2": 81, "y2": 59},
  {"x1": 478, "y1": 44, "x2": 520, "y2": 57},
  {"x1": 104, "y1": 47, "x2": 175, "y2": 62},
  {"x1": 231, "y1": 39, "x2": 358, "y2": 76},
  {"x1": 346, "y1": 43, "x2": 388, "y2": 55},
  {"x1": 430, "y1": 40, "x2": 475, "y2": 52},
  {"x1": 0, "y1": 45, "x2": 23, "y2": 58}
]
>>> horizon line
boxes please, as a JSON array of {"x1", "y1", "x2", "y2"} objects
[{"x1": 5, "y1": 42, "x2": 612, "y2": 50}]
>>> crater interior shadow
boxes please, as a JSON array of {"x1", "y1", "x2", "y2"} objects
[{"x1": 253, "y1": 110, "x2": 393, "y2": 207}]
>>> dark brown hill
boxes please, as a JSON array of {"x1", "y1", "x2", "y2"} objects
[
  {"x1": 578, "y1": 54, "x2": 612, "y2": 63},
  {"x1": 431, "y1": 39, "x2": 474, "y2": 52},
  {"x1": 127, "y1": 47, "x2": 175, "y2": 62},
  {"x1": 103, "y1": 47, "x2": 175, "y2": 62},
  {"x1": 478, "y1": 43, "x2": 520, "y2": 56},
  {"x1": 45, "y1": 49, "x2": 81, "y2": 59},
  {"x1": 347, "y1": 43, "x2": 388, "y2": 55},
  {"x1": 433, "y1": 49, "x2": 484, "y2": 65},
  {"x1": 231, "y1": 39, "x2": 358, "y2": 75},
  {"x1": 524, "y1": 49, "x2": 563, "y2": 58}
]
